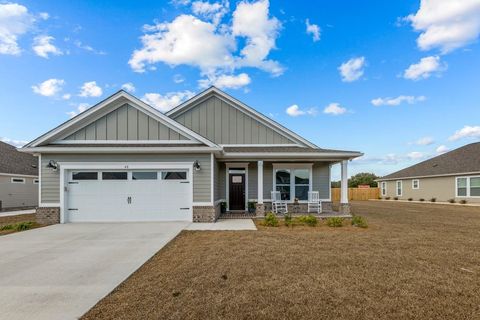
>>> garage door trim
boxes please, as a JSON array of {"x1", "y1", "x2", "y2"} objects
[{"x1": 58, "y1": 162, "x2": 194, "y2": 223}]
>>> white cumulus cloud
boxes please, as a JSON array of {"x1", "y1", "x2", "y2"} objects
[
  {"x1": 32, "y1": 78, "x2": 65, "y2": 97},
  {"x1": 323, "y1": 103, "x2": 347, "y2": 115},
  {"x1": 407, "y1": 151, "x2": 426, "y2": 160},
  {"x1": 142, "y1": 91, "x2": 195, "y2": 112},
  {"x1": 32, "y1": 35, "x2": 62, "y2": 58},
  {"x1": 305, "y1": 19, "x2": 320, "y2": 42},
  {"x1": 406, "y1": 0, "x2": 480, "y2": 53},
  {"x1": 79, "y1": 81, "x2": 103, "y2": 97},
  {"x1": 191, "y1": 0, "x2": 229, "y2": 25},
  {"x1": 414, "y1": 136, "x2": 435, "y2": 145},
  {"x1": 0, "y1": 3, "x2": 35, "y2": 55},
  {"x1": 199, "y1": 72, "x2": 251, "y2": 89},
  {"x1": 0, "y1": 137, "x2": 28, "y2": 147},
  {"x1": 403, "y1": 55, "x2": 446, "y2": 80},
  {"x1": 436, "y1": 145, "x2": 449, "y2": 154},
  {"x1": 448, "y1": 125, "x2": 480, "y2": 141},
  {"x1": 121, "y1": 82, "x2": 135, "y2": 93},
  {"x1": 173, "y1": 74, "x2": 185, "y2": 83},
  {"x1": 67, "y1": 103, "x2": 90, "y2": 118},
  {"x1": 286, "y1": 104, "x2": 318, "y2": 117},
  {"x1": 338, "y1": 57, "x2": 366, "y2": 82},
  {"x1": 371, "y1": 95, "x2": 426, "y2": 106}
]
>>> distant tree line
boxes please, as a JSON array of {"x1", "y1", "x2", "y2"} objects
[{"x1": 331, "y1": 172, "x2": 379, "y2": 188}]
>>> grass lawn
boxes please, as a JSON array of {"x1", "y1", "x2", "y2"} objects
[
  {"x1": 0, "y1": 213, "x2": 40, "y2": 236},
  {"x1": 82, "y1": 201, "x2": 480, "y2": 320}
]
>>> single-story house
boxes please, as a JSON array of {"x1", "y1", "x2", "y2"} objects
[
  {"x1": 0, "y1": 141, "x2": 38, "y2": 210},
  {"x1": 377, "y1": 142, "x2": 480, "y2": 203},
  {"x1": 20, "y1": 87, "x2": 362, "y2": 224}
]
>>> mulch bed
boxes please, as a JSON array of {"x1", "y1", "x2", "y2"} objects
[
  {"x1": 0, "y1": 214, "x2": 41, "y2": 236},
  {"x1": 82, "y1": 201, "x2": 480, "y2": 320}
]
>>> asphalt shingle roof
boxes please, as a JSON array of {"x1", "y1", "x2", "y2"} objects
[
  {"x1": 379, "y1": 142, "x2": 480, "y2": 180},
  {"x1": 222, "y1": 146, "x2": 360, "y2": 154},
  {"x1": 0, "y1": 142, "x2": 38, "y2": 176}
]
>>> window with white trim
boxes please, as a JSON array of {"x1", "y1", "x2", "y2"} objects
[
  {"x1": 381, "y1": 182, "x2": 386, "y2": 196},
  {"x1": 457, "y1": 176, "x2": 480, "y2": 197},
  {"x1": 11, "y1": 177, "x2": 25, "y2": 184},
  {"x1": 396, "y1": 180, "x2": 402, "y2": 196},
  {"x1": 412, "y1": 179, "x2": 419, "y2": 189},
  {"x1": 274, "y1": 165, "x2": 312, "y2": 201}
]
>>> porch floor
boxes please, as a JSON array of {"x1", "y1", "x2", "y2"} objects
[{"x1": 220, "y1": 211, "x2": 351, "y2": 219}]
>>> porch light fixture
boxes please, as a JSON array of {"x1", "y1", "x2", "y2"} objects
[
  {"x1": 46, "y1": 160, "x2": 58, "y2": 170},
  {"x1": 193, "y1": 160, "x2": 201, "y2": 171}
]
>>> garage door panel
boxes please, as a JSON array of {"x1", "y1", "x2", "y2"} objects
[{"x1": 66, "y1": 168, "x2": 192, "y2": 222}]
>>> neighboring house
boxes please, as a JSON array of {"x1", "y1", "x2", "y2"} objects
[
  {"x1": 377, "y1": 142, "x2": 480, "y2": 203},
  {"x1": 20, "y1": 87, "x2": 362, "y2": 224},
  {"x1": 0, "y1": 141, "x2": 39, "y2": 209}
]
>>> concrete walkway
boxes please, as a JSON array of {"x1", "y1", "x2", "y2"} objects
[
  {"x1": 0, "y1": 208, "x2": 36, "y2": 217},
  {"x1": 185, "y1": 218, "x2": 257, "y2": 230},
  {"x1": 0, "y1": 222, "x2": 188, "y2": 320}
]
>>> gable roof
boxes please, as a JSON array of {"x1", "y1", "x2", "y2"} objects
[
  {"x1": 166, "y1": 87, "x2": 318, "y2": 148},
  {"x1": 378, "y1": 142, "x2": 480, "y2": 180},
  {"x1": 0, "y1": 142, "x2": 38, "y2": 176},
  {"x1": 23, "y1": 90, "x2": 219, "y2": 149}
]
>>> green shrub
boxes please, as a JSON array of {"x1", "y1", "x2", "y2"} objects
[
  {"x1": 385, "y1": 197, "x2": 390, "y2": 200},
  {"x1": 419, "y1": 198, "x2": 425, "y2": 202},
  {"x1": 284, "y1": 212, "x2": 292, "y2": 227},
  {"x1": 297, "y1": 215, "x2": 318, "y2": 227},
  {"x1": 460, "y1": 199, "x2": 467, "y2": 204},
  {"x1": 430, "y1": 198, "x2": 436, "y2": 202},
  {"x1": 351, "y1": 216, "x2": 368, "y2": 228},
  {"x1": 263, "y1": 212, "x2": 279, "y2": 227},
  {"x1": 0, "y1": 224, "x2": 14, "y2": 231},
  {"x1": 408, "y1": 198, "x2": 413, "y2": 201},
  {"x1": 14, "y1": 222, "x2": 34, "y2": 231},
  {"x1": 448, "y1": 199, "x2": 456, "y2": 203},
  {"x1": 393, "y1": 197, "x2": 398, "y2": 200},
  {"x1": 326, "y1": 217, "x2": 344, "y2": 227}
]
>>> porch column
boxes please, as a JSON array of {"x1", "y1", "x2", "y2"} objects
[
  {"x1": 256, "y1": 161, "x2": 265, "y2": 217},
  {"x1": 340, "y1": 160, "x2": 351, "y2": 214}
]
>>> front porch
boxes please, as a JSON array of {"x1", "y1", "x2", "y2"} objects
[{"x1": 220, "y1": 210, "x2": 351, "y2": 219}]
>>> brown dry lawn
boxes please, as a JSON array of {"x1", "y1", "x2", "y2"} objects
[{"x1": 82, "y1": 201, "x2": 480, "y2": 320}]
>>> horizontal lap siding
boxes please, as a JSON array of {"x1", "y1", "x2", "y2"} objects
[
  {"x1": 173, "y1": 96, "x2": 294, "y2": 145},
  {"x1": 0, "y1": 175, "x2": 38, "y2": 208},
  {"x1": 64, "y1": 104, "x2": 188, "y2": 141},
  {"x1": 40, "y1": 154, "x2": 211, "y2": 203},
  {"x1": 313, "y1": 163, "x2": 331, "y2": 199}
]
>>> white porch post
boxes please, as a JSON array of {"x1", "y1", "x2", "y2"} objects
[
  {"x1": 257, "y1": 161, "x2": 264, "y2": 204},
  {"x1": 256, "y1": 161, "x2": 265, "y2": 217},
  {"x1": 341, "y1": 160, "x2": 348, "y2": 204}
]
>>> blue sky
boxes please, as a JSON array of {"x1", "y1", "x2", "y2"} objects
[{"x1": 1, "y1": 0, "x2": 480, "y2": 179}]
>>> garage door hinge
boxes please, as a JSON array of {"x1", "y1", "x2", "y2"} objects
[
  {"x1": 68, "y1": 182, "x2": 79, "y2": 184},
  {"x1": 180, "y1": 208, "x2": 190, "y2": 210},
  {"x1": 68, "y1": 208, "x2": 78, "y2": 211},
  {"x1": 180, "y1": 181, "x2": 190, "y2": 184}
]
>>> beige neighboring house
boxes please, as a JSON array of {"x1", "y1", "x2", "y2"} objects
[
  {"x1": 377, "y1": 142, "x2": 480, "y2": 203},
  {"x1": 20, "y1": 87, "x2": 362, "y2": 224},
  {"x1": 0, "y1": 141, "x2": 39, "y2": 210}
]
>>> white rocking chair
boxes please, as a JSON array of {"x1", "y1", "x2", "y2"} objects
[
  {"x1": 271, "y1": 191, "x2": 288, "y2": 214},
  {"x1": 308, "y1": 191, "x2": 322, "y2": 214}
]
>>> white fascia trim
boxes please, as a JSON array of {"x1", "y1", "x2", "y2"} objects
[
  {"x1": 52, "y1": 140, "x2": 202, "y2": 145},
  {"x1": 222, "y1": 152, "x2": 363, "y2": 159},
  {"x1": 166, "y1": 87, "x2": 318, "y2": 148},
  {"x1": 20, "y1": 147, "x2": 220, "y2": 153},
  {"x1": 58, "y1": 162, "x2": 194, "y2": 170},
  {"x1": 24, "y1": 91, "x2": 219, "y2": 149},
  {"x1": 377, "y1": 171, "x2": 480, "y2": 181},
  {"x1": 219, "y1": 144, "x2": 301, "y2": 147},
  {"x1": 0, "y1": 172, "x2": 38, "y2": 178}
]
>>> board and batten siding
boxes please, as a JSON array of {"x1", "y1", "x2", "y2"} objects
[
  {"x1": 40, "y1": 154, "x2": 211, "y2": 203},
  {"x1": 172, "y1": 96, "x2": 295, "y2": 145},
  {"x1": 64, "y1": 104, "x2": 189, "y2": 141},
  {"x1": 215, "y1": 161, "x2": 331, "y2": 202}
]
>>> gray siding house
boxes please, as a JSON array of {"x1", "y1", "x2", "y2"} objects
[
  {"x1": 21, "y1": 87, "x2": 362, "y2": 224},
  {"x1": 0, "y1": 141, "x2": 38, "y2": 209},
  {"x1": 377, "y1": 142, "x2": 480, "y2": 203}
]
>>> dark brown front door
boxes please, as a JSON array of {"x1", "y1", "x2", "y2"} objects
[{"x1": 229, "y1": 173, "x2": 245, "y2": 210}]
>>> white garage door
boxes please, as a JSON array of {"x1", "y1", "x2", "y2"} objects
[{"x1": 66, "y1": 169, "x2": 192, "y2": 222}]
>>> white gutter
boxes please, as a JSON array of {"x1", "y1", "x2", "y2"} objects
[
  {"x1": 376, "y1": 171, "x2": 480, "y2": 181},
  {"x1": 220, "y1": 152, "x2": 363, "y2": 159}
]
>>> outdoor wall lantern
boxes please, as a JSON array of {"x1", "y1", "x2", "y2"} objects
[
  {"x1": 193, "y1": 160, "x2": 201, "y2": 171},
  {"x1": 46, "y1": 160, "x2": 58, "y2": 171}
]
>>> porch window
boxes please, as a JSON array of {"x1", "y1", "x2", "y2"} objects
[
  {"x1": 274, "y1": 165, "x2": 312, "y2": 201},
  {"x1": 275, "y1": 169, "x2": 291, "y2": 200}
]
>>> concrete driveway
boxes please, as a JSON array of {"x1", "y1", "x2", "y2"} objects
[{"x1": 0, "y1": 222, "x2": 188, "y2": 320}]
